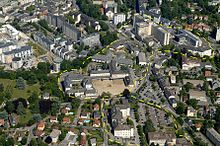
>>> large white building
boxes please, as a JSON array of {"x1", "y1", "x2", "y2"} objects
[
  {"x1": 113, "y1": 13, "x2": 126, "y2": 25},
  {"x1": 215, "y1": 27, "x2": 220, "y2": 41},
  {"x1": 148, "y1": 132, "x2": 176, "y2": 146},
  {"x1": 135, "y1": 21, "x2": 153, "y2": 38},
  {"x1": 187, "y1": 46, "x2": 212, "y2": 57},
  {"x1": 114, "y1": 125, "x2": 134, "y2": 138},
  {"x1": 152, "y1": 25, "x2": 170, "y2": 45}
]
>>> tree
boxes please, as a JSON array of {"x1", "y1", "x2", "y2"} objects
[
  {"x1": 29, "y1": 139, "x2": 37, "y2": 146},
  {"x1": 28, "y1": 92, "x2": 39, "y2": 104},
  {"x1": 99, "y1": 21, "x2": 109, "y2": 31},
  {"x1": 20, "y1": 137, "x2": 27, "y2": 145},
  {"x1": 0, "y1": 83, "x2": 4, "y2": 92},
  {"x1": 176, "y1": 102, "x2": 186, "y2": 115},
  {"x1": 187, "y1": 99, "x2": 198, "y2": 109},
  {"x1": 17, "y1": 102, "x2": 25, "y2": 115},
  {"x1": 5, "y1": 101, "x2": 15, "y2": 113},
  {"x1": 16, "y1": 77, "x2": 26, "y2": 90},
  {"x1": 122, "y1": 89, "x2": 130, "y2": 98},
  {"x1": 50, "y1": 101, "x2": 60, "y2": 116},
  {"x1": 37, "y1": 62, "x2": 51, "y2": 74},
  {"x1": 144, "y1": 119, "x2": 155, "y2": 133}
]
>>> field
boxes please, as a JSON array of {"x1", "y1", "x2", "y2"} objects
[
  {"x1": 27, "y1": 41, "x2": 47, "y2": 57},
  {"x1": 92, "y1": 79, "x2": 129, "y2": 96},
  {"x1": 0, "y1": 79, "x2": 41, "y2": 99}
]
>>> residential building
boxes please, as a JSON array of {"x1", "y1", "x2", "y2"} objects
[
  {"x1": 113, "y1": 13, "x2": 126, "y2": 25},
  {"x1": 186, "y1": 46, "x2": 212, "y2": 57},
  {"x1": 45, "y1": 13, "x2": 80, "y2": 41},
  {"x1": 114, "y1": 124, "x2": 134, "y2": 138},
  {"x1": 138, "y1": 52, "x2": 147, "y2": 66},
  {"x1": 187, "y1": 106, "x2": 197, "y2": 117},
  {"x1": 80, "y1": 33, "x2": 101, "y2": 48},
  {"x1": 206, "y1": 128, "x2": 220, "y2": 146},
  {"x1": 182, "y1": 57, "x2": 201, "y2": 71},
  {"x1": 33, "y1": 32, "x2": 55, "y2": 51},
  {"x1": 189, "y1": 89, "x2": 207, "y2": 102},
  {"x1": 215, "y1": 27, "x2": 220, "y2": 41},
  {"x1": 61, "y1": 131, "x2": 78, "y2": 146},
  {"x1": 111, "y1": 98, "x2": 133, "y2": 138},
  {"x1": 175, "y1": 29, "x2": 202, "y2": 47},
  {"x1": 50, "y1": 129, "x2": 61, "y2": 143},
  {"x1": 90, "y1": 138, "x2": 97, "y2": 146},
  {"x1": 152, "y1": 25, "x2": 170, "y2": 45},
  {"x1": 148, "y1": 132, "x2": 176, "y2": 146},
  {"x1": 135, "y1": 21, "x2": 153, "y2": 38},
  {"x1": 37, "y1": 121, "x2": 45, "y2": 131}
]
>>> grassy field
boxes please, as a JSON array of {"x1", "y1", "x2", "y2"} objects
[
  {"x1": 0, "y1": 79, "x2": 41, "y2": 99},
  {"x1": 27, "y1": 41, "x2": 47, "y2": 57},
  {"x1": 19, "y1": 109, "x2": 32, "y2": 125}
]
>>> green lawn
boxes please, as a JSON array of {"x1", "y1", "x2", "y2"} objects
[
  {"x1": 19, "y1": 109, "x2": 32, "y2": 125},
  {"x1": 27, "y1": 41, "x2": 47, "y2": 57},
  {"x1": 0, "y1": 79, "x2": 41, "y2": 99}
]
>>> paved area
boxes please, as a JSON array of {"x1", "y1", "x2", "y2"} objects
[{"x1": 92, "y1": 79, "x2": 132, "y2": 96}]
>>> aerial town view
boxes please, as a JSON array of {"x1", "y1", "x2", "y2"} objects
[{"x1": 2, "y1": 0, "x2": 220, "y2": 146}]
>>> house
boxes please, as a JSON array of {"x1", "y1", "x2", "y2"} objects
[
  {"x1": 42, "y1": 92, "x2": 50, "y2": 100},
  {"x1": 79, "y1": 129, "x2": 87, "y2": 146},
  {"x1": 50, "y1": 116, "x2": 58, "y2": 123},
  {"x1": 93, "y1": 104, "x2": 100, "y2": 111},
  {"x1": 0, "y1": 119, "x2": 5, "y2": 127},
  {"x1": 80, "y1": 111, "x2": 91, "y2": 119},
  {"x1": 93, "y1": 119, "x2": 101, "y2": 127},
  {"x1": 93, "y1": 111, "x2": 101, "y2": 119},
  {"x1": 50, "y1": 129, "x2": 61, "y2": 143},
  {"x1": 34, "y1": 130, "x2": 45, "y2": 137},
  {"x1": 187, "y1": 106, "x2": 197, "y2": 117},
  {"x1": 37, "y1": 121, "x2": 45, "y2": 131},
  {"x1": 90, "y1": 138, "x2": 97, "y2": 146},
  {"x1": 148, "y1": 132, "x2": 176, "y2": 146},
  {"x1": 61, "y1": 131, "x2": 78, "y2": 146},
  {"x1": 194, "y1": 123, "x2": 202, "y2": 131},
  {"x1": 63, "y1": 117, "x2": 71, "y2": 124}
]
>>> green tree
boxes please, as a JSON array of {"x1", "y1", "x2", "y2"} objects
[
  {"x1": 17, "y1": 102, "x2": 25, "y2": 115},
  {"x1": 176, "y1": 102, "x2": 186, "y2": 115},
  {"x1": 50, "y1": 101, "x2": 60, "y2": 116},
  {"x1": 187, "y1": 99, "x2": 198, "y2": 109},
  {"x1": 20, "y1": 137, "x2": 27, "y2": 145},
  {"x1": 5, "y1": 101, "x2": 15, "y2": 113},
  {"x1": 16, "y1": 77, "x2": 26, "y2": 90},
  {"x1": 0, "y1": 83, "x2": 4, "y2": 92}
]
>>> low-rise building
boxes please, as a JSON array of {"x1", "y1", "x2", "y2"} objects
[
  {"x1": 114, "y1": 124, "x2": 134, "y2": 138},
  {"x1": 189, "y1": 89, "x2": 207, "y2": 102},
  {"x1": 113, "y1": 13, "x2": 126, "y2": 25},
  {"x1": 50, "y1": 129, "x2": 61, "y2": 143},
  {"x1": 206, "y1": 128, "x2": 220, "y2": 146},
  {"x1": 182, "y1": 57, "x2": 201, "y2": 71},
  {"x1": 148, "y1": 132, "x2": 176, "y2": 146},
  {"x1": 138, "y1": 52, "x2": 147, "y2": 66},
  {"x1": 80, "y1": 33, "x2": 101, "y2": 48},
  {"x1": 187, "y1": 106, "x2": 197, "y2": 117}
]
